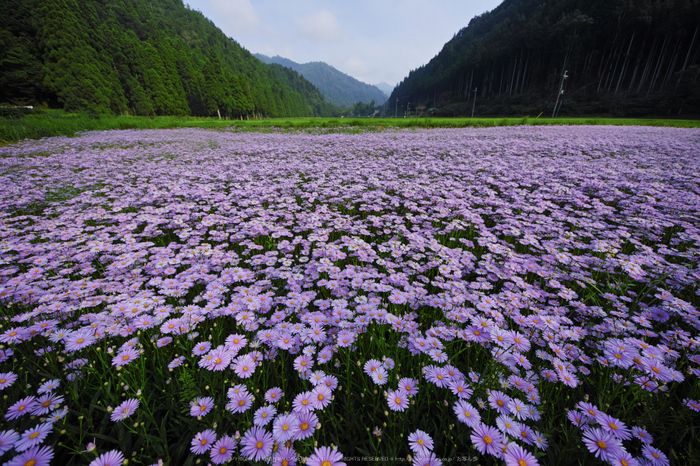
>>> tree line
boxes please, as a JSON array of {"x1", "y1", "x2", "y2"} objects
[
  {"x1": 391, "y1": 0, "x2": 700, "y2": 116},
  {"x1": 0, "y1": 0, "x2": 339, "y2": 118}
]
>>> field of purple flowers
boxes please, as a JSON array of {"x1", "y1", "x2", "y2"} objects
[{"x1": 0, "y1": 125, "x2": 699, "y2": 466}]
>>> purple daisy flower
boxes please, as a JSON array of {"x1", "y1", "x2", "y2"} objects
[
  {"x1": 398, "y1": 377, "x2": 419, "y2": 396},
  {"x1": 110, "y1": 398, "x2": 139, "y2": 422},
  {"x1": 292, "y1": 391, "x2": 315, "y2": 413},
  {"x1": 294, "y1": 354, "x2": 314, "y2": 372},
  {"x1": 272, "y1": 446, "x2": 298, "y2": 466},
  {"x1": 582, "y1": 427, "x2": 623, "y2": 461},
  {"x1": 504, "y1": 444, "x2": 539, "y2": 466},
  {"x1": 192, "y1": 341, "x2": 212, "y2": 356},
  {"x1": 370, "y1": 366, "x2": 389, "y2": 385},
  {"x1": 14, "y1": 423, "x2": 53, "y2": 452},
  {"x1": 0, "y1": 372, "x2": 18, "y2": 391},
  {"x1": 89, "y1": 450, "x2": 124, "y2": 466},
  {"x1": 168, "y1": 356, "x2": 185, "y2": 369},
  {"x1": 31, "y1": 393, "x2": 64, "y2": 415},
  {"x1": 448, "y1": 379, "x2": 472, "y2": 399},
  {"x1": 265, "y1": 387, "x2": 284, "y2": 403},
  {"x1": 408, "y1": 429, "x2": 434, "y2": 455},
  {"x1": 37, "y1": 379, "x2": 60, "y2": 395},
  {"x1": 307, "y1": 445, "x2": 346, "y2": 466},
  {"x1": 596, "y1": 413, "x2": 632, "y2": 440},
  {"x1": 311, "y1": 385, "x2": 332, "y2": 410},
  {"x1": 209, "y1": 435, "x2": 236, "y2": 465},
  {"x1": 470, "y1": 423, "x2": 503, "y2": 456},
  {"x1": 424, "y1": 365, "x2": 450, "y2": 388},
  {"x1": 454, "y1": 400, "x2": 481, "y2": 428},
  {"x1": 387, "y1": 389, "x2": 410, "y2": 412},
  {"x1": 320, "y1": 375, "x2": 339, "y2": 391},
  {"x1": 609, "y1": 451, "x2": 640, "y2": 466},
  {"x1": 683, "y1": 399, "x2": 700, "y2": 412},
  {"x1": 228, "y1": 391, "x2": 254, "y2": 413},
  {"x1": 240, "y1": 426, "x2": 274, "y2": 462},
  {"x1": 156, "y1": 337, "x2": 172, "y2": 347},
  {"x1": 225, "y1": 333, "x2": 248, "y2": 352},
  {"x1": 0, "y1": 429, "x2": 20, "y2": 454},
  {"x1": 7, "y1": 445, "x2": 54, "y2": 466},
  {"x1": 292, "y1": 412, "x2": 315, "y2": 439},
  {"x1": 488, "y1": 390, "x2": 511, "y2": 415},
  {"x1": 6, "y1": 396, "x2": 38, "y2": 420},
  {"x1": 253, "y1": 405, "x2": 277, "y2": 426},
  {"x1": 112, "y1": 347, "x2": 140, "y2": 367},
  {"x1": 272, "y1": 413, "x2": 299, "y2": 443},
  {"x1": 631, "y1": 427, "x2": 653, "y2": 444},
  {"x1": 233, "y1": 354, "x2": 257, "y2": 378},
  {"x1": 190, "y1": 397, "x2": 215, "y2": 417},
  {"x1": 191, "y1": 429, "x2": 217, "y2": 455},
  {"x1": 64, "y1": 331, "x2": 96, "y2": 352},
  {"x1": 642, "y1": 445, "x2": 669, "y2": 466}
]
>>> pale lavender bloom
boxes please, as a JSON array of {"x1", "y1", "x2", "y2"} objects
[
  {"x1": 0, "y1": 429, "x2": 20, "y2": 454},
  {"x1": 191, "y1": 429, "x2": 217, "y2": 455},
  {"x1": 307, "y1": 445, "x2": 346, "y2": 466},
  {"x1": 190, "y1": 397, "x2": 215, "y2": 417},
  {"x1": 253, "y1": 405, "x2": 277, "y2": 426},
  {"x1": 408, "y1": 429, "x2": 434, "y2": 455},
  {"x1": 14, "y1": 423, "x2": 53, "y2": 452},
  {"x1": 111, "y1": 399, "x2": 139, "y2": 422},
  {"x1": 240, "y1": 426, "x2": 273, "y2": 462},
  {"x1": 89, "y1": 450, "x2": 124, "y2": 466}
]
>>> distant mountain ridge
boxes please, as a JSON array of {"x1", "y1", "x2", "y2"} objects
[
  {"x1": 255, "y1": 54, "x2": 387, "y2": 108},
  {"x1": 374, "y1": 82, "x2": 394, "y2": 96}
]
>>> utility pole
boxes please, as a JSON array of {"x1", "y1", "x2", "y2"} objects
[
  {"x1": 552, "y1": 70, "x2": 568, "y2": 118},
  {"x1": 406, "y1": 102, "x2": 410, "y2": 118},
  {"x1": 471, "y1": 87, "x2": 477, "y2": 118},
  {"x1": 395, "y1": 98, "x2": 399, "y2": 118}
]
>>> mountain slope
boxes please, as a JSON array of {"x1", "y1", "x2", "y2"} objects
[
  {"x1": 391, "y1": 0, "x2": 700, "y2": 116},
  {"x1": 0, "y1": 0, "x2": 318, "y2": 118},
  {"x1": 255, "y1": 54, "x2": 387, "y2": 108},
  {"x1": 374, "y1": 83, "x2": 394, "y2": 96}
]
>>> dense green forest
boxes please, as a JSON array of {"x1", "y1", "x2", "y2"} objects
[
  {"x1": 0, "y1": 0, "x2": 337, "y2": 118},
  {"x1": 255, "y1": 54, "x2": 387, "y2": 108},
  {"x1": 391, "y1": 0, "x2": 700, "y2": 116}
]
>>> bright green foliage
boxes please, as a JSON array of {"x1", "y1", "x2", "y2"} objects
[{"x1": 0, "y1": 0, "x2": 327, "y2": 118}]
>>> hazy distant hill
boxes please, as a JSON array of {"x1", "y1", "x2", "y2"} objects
[
  {"x1": 392, "y1": 0, "x2": 700, "y2": 116},
  {"x1": 255, "y1": 54, "x2": 387, "y2": 108},
  {"x1": 374, "y1": 82, "x2": 394, "y2": 96},
  {"x1": 0, "y1": 0, "x2": 319, "y2": 118}
]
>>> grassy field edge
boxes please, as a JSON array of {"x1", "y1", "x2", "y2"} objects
[{"x1": 1, "y1": 112, "x2": 699, "y2": 145}]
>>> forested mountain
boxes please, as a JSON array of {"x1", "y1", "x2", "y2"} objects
[
  {"x1": 263, "y1": 64, "x2": 341, "y2": 117},
  {"x1": 255, "y1": 54, "x2": 387, "y2": 108},
  {"x1": 391, "y1": 0, "x2": 700, "y2": 116},
  {"x1": 374, "y1": 83, "x2": 394, "y2": 96},
  {"x1": 0, "y1": 0, "x2": 327, "y2": 118}
]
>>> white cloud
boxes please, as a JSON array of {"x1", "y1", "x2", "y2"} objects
[
  {"x1": 340, "y1": 54, "x2": 372, "y2": 82},
  {"x1": 210, "y1": 0, "x2": 260, "y2": 35},
  {"x1": 295, "y1": 10, "x2": 343, "y2": 42}
]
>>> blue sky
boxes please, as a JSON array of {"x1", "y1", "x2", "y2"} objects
[{"x1": 184, "y1": 0, "x2": 503, "y2": 87}]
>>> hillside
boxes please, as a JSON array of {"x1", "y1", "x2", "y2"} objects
[
  {"x1": 374, "y1": 83, "x2": 394, "y2": 96},
  {"x1": 0, "y1": 0, "x2": 322, "y2": 118},
  {"x1": 255, "y1": 54, "x2": 387, "y2": 108},
  {"x1": 391, "y1": 0, "x2": 700, "y2": 117}
]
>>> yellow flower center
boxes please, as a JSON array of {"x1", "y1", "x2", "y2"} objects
[
  {"x1": 484, "y1": 435, "x2": 492, "y2": 445},
  {"x1": 256, "y1": 441, "x2": 263, "y2": 449},
  {"x1": 596, "y1": 440, "x2": 607, "y2": 450}
]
